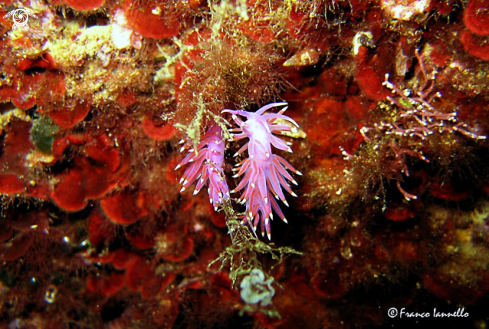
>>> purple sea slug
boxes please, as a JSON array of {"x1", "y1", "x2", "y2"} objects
[
  {"x1": 223, "y1": 102, "x2": 302, "y2": 239},
  {"x1": 175, "y1": 124, "x2": 230, "y2": 210}
]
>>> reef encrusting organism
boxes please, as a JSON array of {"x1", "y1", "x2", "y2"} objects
[
  {"x1": 172, "y1": 1, "x2": 290, "y2": 145},
  {"x1": 339, "y1": 48, "x2": 487, "y2": 203},
  {"x1": 240, "y1": 268, "x2": 277, "y2": 315}
]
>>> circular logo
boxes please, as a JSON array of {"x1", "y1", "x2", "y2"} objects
[
  {"x1": 387, "y1": 307, "x2": 398, "y2": 318},
  {"x1": 3, "y1": 7, "x2": 38, "y2": 31},
  {"x1": 11, "y1": 9, "x2": 29, "y2": 28}
]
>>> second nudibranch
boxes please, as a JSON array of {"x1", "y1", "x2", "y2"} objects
[
  {"x1": 223, "y1": 102, "x2": 302, "y2": 240},
  {"x1": 175, "y1": 124, "x2": 230, "y2": 210}
]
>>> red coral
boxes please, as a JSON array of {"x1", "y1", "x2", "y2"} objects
[
  {"x1": 0, "y1": 118, "x2": 49, "y2": 199},
  {"x1": 1, "y1": 58, "x2": 63, "y2": 110},
  {"x1": 208, "y1": 203, "x2": 226, "y2": 228},
  {"x1": 460, "y1": 30, "x2": 489, "y2": 61},
  {"x1": 286, "y1": 5, "x2": 328, "y2": 49},
  {"x1": 156, "y1": 227, "x2": 194, "y2": 262},
  {"x1": 17, "y1": 53, "x2": 57, "y2": 71},
  {"x1": 140, "y1": 272, "x2": 175, "y2": 299},
  {"x1": 427, "y1": 41, "x2": 451, "y2": 66},
  {"x1": 429, "y1": 0, "x2": 456, "y2": 15},
  {"x1": 311, "y1": 269, "x2": 347, "y2": 299},
  {"x1": 100, "y1": 191, "x2": 148, "y2": 225},
  {"x1": 464, "y1": 0, "x2": 489, "y2": 36},
  {"x1": 49, "y1": 99, "x2": 91, "y2": 128},
  {"x1": 116, "y1": 89, "x2": 137, "y2": 107},
  {"x1": 173, "y1": 29, "x2": 211, "y2": 121},
  {"x1": 51, "y1": 168, "x2": 88, "y2": 211},
  {"x1": 208, "y1": 272, "x2": 236, "y2": 302},
  {"x1": 84, "y1": 135, "x2": 121, "y2": 172},
  {"x1": 123, "y1": 0, "x2": 181, "y2": 39},
  {"x1": 0, "y1": 233, "x2": 33, "y2": 261},
  {"x1": 87, "y1": 211, "x2": 116, "y2": 248},
  {"x1": 125, "y1": 255, "x2": 155, "y2": 292},
  {"x1": 383, "y1": 202, "x2": 417, "y2": 222},
  {"x1": 52, "y1": 134, "x2": 87, "y2": 158},
  {"x1": 0, "y1": 8, "x2": 13, "y2": 34},
  {"x1": 112, "y1": 249, "x2": 133, "y2": 270},
  {"x1": 37, "y1": 72, "x2": 66, "y2": 109},
  {"x1": 355, "y1": 46, "x2": 392, "y2": 101},
  {"x1": 0, "y1": 222, "x2": 13, "y2": 242},
  {"x1": 236, "y1": 0, "x2": 278, "y2": 42},
  {"x1": 51, "y1": 162, "x2": 119, "y2": 212},
  {"x1": 63, "y1": 0, "x2": 105, "y2": 10},
  {"x1": 51, "y1": 135, "x2": 122, "y2": 212},
  {"x1": 300, "y1": 92, "x2": 368, "y2": 156},
  {"x1": 87, "y1": 272, "x2": 125, "y2": 295},
  {"x1": 80, "y1": 161, "x2": 116, "y2": 200},
  {"x1": 0, "y1": 74, "x2": 43, "y2": 109},
  {"x1": 0, "y1": 174, "x2": 25, "y2": 194},
  {"x1": 142, "y1": 116, "x2": 177, "y2": 141},
  {"x1": 126, "y1": 224, "x2": 156, "y2": 249},
  {"x1": 0, "y1": 120, "x2": 33, "y2": 190},
  {"x1": 165, "y1": 157, "x2": 181, "y2": 184}
]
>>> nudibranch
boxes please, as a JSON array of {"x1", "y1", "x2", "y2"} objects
[
  {"x1": 223, "y1": 102, "x2": 302, "y2": 239},
  {"x1": 175, "y1": 124, "x2": 230, "y2": 210}
]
